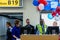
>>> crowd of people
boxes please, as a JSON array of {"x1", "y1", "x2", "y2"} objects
[{"x1": 6, "y1": 18, "x2": 59, "y2": 40}]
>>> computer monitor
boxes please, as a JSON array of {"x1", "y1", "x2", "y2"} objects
[
  {"x1": 46, "y1": 26, "x2": 59, "y2": 34},
  {"x1": 21, "y1": 27, "x2": 28, "y2": 34},
  {"x1": 21, "y1": 27, "x2": 34, "y2": 34}
]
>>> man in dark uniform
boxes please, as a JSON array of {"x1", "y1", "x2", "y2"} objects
[
  {"x1": 6, "y1": 22, "x2": 12, "y2": 40},
  {"x1": 24, "y1": 19, "x2": 34, "y2": 34}
]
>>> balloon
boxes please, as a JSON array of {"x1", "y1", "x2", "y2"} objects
[
  {"x1": 59, "y1": 15, "x2": 60, "y2": 19},
  {"x1": 33, "y1": 0, "x2": 39, "y2": 6},
  {"x1": 54, "y1": 16, "x2": 59, "y2": 21},
  {"x1": 37, "y1": 7, "x2": 40, "y2": 11},
  {"x1": 38, "y1": 0, "x2": 43, "y2": 3},
  {"x1": 43, "y1": 1, "x2": 47, "y2": 6},
  {"x1": 58, "y1": 3, "x2": 60, "y2": 6},
  {"x1": 48, "y1": 13, "x2": 53, "y2": 19},
  {"x1": 44, "y1": 1, "x2": 51, "y2": 10},
  {"x1": 58, "y1": 12, "x2": 60, "y2": 15},
  {"x1": 38, "y1": 4, "x2": 44, "y2": 10},
  {"x1": 56, "y1": 6, "x2": 60, "y2": 13},
  {"x1": 56, "y1": 6, "x2": 60, "y2": 15},
  {"x1": 44, "y1": 5, "x2": 51, "y2": 10},
  {"x1": 56, "y1": 13, "x2": 59, "y2": 17},
  {"x1": 52, "y1": 11, "x2": 57, "y2": 17},
  {"x1": 51, "y1": 8, "x2": 56, "y2": 11},
  {"x1": 38, "y1": 0, "x2": 47, "y2": 5}
]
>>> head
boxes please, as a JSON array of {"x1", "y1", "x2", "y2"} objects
[
  {"x1": 6, "y1": 22, "x2": 11, "y2": 27},
  {"x1": 15, "y1": 19, "x2": 20, "y2": 27},
  {"x1": 40, "y1": 19, "x2": 44, "y2": 25},
  {"x1": 53, "y1": 21, "x2": 57, "y2": 26},
  {"x1": 26, "y1": 19, "x2": 30, "y2": 25}
]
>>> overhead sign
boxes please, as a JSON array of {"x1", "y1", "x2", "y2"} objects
[{"x1": 0, "y1": 0, "x2": 23, "y2": 7}]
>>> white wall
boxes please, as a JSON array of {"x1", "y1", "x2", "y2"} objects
[
  {"x1": 23, "y1": 0, "x2": 40, "y2": 26},
  {"x1": 0, "y1": 0, "x2": 40, "y2": 26}
]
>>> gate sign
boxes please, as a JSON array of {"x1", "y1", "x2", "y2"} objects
[{"x1": 0, "y1": 0, "x2": 23, "y2": 7}]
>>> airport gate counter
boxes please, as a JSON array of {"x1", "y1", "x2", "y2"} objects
[
  {"x1": 20, "y1": 26, "x2": 60, "y2": 40},
  {"x1": 21, "y1": 35, "x2": 59, "y2": 40}
]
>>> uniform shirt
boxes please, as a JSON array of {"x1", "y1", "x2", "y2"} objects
[
  {"x1": 12, "y1": 26, "x2": 21, "y2": 40},
  {"x1": 42, "y1": 25, "x2": 45, "y2": 34},
  {"x1": 25, "y1": 24, "x2": 34, "y2": 34},
  {"x1": 7, "y1": 26, "x2": 12, "y2": 40}
]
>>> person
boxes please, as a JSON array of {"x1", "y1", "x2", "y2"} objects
[
  {"x1": 25, "y1": 19, "x2": 34, "y2": 34},
  {"x1": 53, "y1": 21, "x2": 60, "y2": 34},
  {"x1": 53, "y1": 21, "x2": 57, "y2": 26},
  {"x1": 36, "y1": 19, "x2": 47, "y2": 35},
  {"x1": 12, "y1": 19, "x2": 21, "y2": 40},
  {"x1": 6, "y1": 22, "x2": 12, "y2": 40},
  {"x1": 46, "y1": 21, "x2": 59, "y2": 34}
]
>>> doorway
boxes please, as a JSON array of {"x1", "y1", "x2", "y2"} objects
[{"x1": 0, "y1": 12, "x2": 23, "y2": 40}]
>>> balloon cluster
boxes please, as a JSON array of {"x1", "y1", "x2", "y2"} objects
[
  {"x1": 33, "y1": 0, "x2": 47, "y2": 10},
  {"x1": 48, "y1": 6, "x2": 60, "y2": 21},
  {"x1": 33, "y1": 0, "x2": 60, "y2": 21}
]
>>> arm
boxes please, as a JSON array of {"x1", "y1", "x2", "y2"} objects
[
  {"x1": 13, "y1": 35, "x2": 18, "y2": 39},
  {"x1": 46, "y1": 27, "x2": 49, "y2": 34},
  {"x1": 12, "y1": 28, "x2": 17, "y2": 39},
  {"x1": 32, "y1": 26, "x2": 35, "y2": 34},
  {"x1": 31, "y1": 25, "x2": 36, "y2": 34},
  {"x1": 36, "y1": 25, "x2": 38, "y2": 32}
]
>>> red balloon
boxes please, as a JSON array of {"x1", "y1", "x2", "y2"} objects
[
  {"x1": 42, "y1": 1, "x2": 47, "y2": 6},
  {"x1": 58, "y1": 12, "x2": 60, "y2": 15},
  {"x1": 52, "y1": 11, "x2": 57, "y2": 17},
  {"x1": 38, "y1": 0, "x2": 47, "y2": 6},
  {"x1": 56, "y1": 6, "x2": 60, "y2": 13},
  {"x1": 38, "y1": 0, "x2": 43, "y2": 3},
  {"x1": 37, "y1": 7, "x2": 40, "y2": 11},
  {"x1": 55, "y1": 6, "x2": 60, "y2": 15}
]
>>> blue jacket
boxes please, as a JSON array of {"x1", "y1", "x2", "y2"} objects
[{"x1": 12, "y1": 26, "x2": 21, "y2": 40}]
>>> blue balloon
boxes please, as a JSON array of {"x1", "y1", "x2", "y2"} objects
[
  {"x1": 58, "y1": 3, "x2": 60, "y2": 6},
  {"x1": 33, "y1": 0, "x2": 38, "y2": 1},
  {"x1": 44, "y1": 4, "x2": 51, "y2": 10},
  {"x1": 52, "y1": 0, "x2": 58, "y2": 1},
  {"x1": 51, "y1": 8, "x2": 56, "y2": 11},
  {"x1": 33, "y1": 0, "x2": 39, "y2": 6},
  {"x1": 48, "y1": 13, "x2": 53, "y2": 19},
  {"x1": 44, "y1": 1, "x2": 51, "y2": 10}
]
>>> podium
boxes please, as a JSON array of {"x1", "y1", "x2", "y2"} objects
[{"x1": 21, "y1": 35, "x2": 58, "y2": 40}]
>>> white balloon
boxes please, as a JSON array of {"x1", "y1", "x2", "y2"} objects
[
  {"x1": 38, "y1": 4, "x2": 44, "y2": 10},
  {"x1": 59, "y1": 15, "x2": 60, "y2": 20},
  {"x1": 54, "y1": 16, "x2": 60, "y2": 21}
]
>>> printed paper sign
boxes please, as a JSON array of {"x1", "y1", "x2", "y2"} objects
[{"x1": 51, "y1": 2, "x2": 58, "y2": 8}]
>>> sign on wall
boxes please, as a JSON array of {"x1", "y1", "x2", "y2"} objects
[
  {"x1": 44, "y1": 0, "x2": 59, "y2": 11},
  {"x1": 0, "y1": 0, "x2": 23, "y2": 7}
]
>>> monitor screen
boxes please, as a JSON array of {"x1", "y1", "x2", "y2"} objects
[{"x1": 46, "y1": 26, "x2": 59, "y2": 34}]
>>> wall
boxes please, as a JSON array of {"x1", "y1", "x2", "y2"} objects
[
  {"x1": 0, "y1": 0, "x2": 40, "y2": 27},
  {"x1": 0, "y1": 16, "x2": 8, "y2": 35}
]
